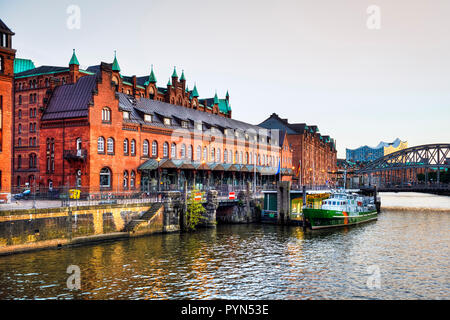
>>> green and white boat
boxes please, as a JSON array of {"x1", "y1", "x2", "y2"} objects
[{"x1": 303, "y1": 190, "x2": 378, "y2": 230}]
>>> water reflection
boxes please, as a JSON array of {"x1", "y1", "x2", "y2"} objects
[{"x1": 0, "y1": 209, "x2": 449, "y2": 300}]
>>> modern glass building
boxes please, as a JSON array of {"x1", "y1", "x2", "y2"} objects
[{"x1": 346, "y1": 138, "x2": 408, "y2": 163}]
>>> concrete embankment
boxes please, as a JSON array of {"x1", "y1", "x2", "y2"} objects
[{"x1": 0, "y1": 202, "x2": 167, "y2": 256}]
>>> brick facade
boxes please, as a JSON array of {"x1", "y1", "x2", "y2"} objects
[
  {"x1": 0, "y1": 20, "x2": 15, "y2": 200},
  {"x1": 259, "y1": 114, "x2": 337, "y2": 187}
]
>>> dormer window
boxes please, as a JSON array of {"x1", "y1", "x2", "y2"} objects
[
  {"x1": 164, "y1": 118, "x2": 171, "y2": 126},
  {"x1": 196, "y1": 123, "x2": 202, "y2": 131},
  {"x1": 245, "y1": 133, "x2": 249, "y2": 140},
  {"x1": 144, "y1": 114, "x2": 152, "y2": 123},
  {"x1": 224, "y1": 129, "x2": 229, "y2": 136},
  {"x1": 182, "y1": 121, "x2": 189, "y2": 129},
  {"x1": 123, "y1": 111, "x2": 130, "y2": 120}
]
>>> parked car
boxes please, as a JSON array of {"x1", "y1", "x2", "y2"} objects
[{"x1": 13, "y1": 189, "x2": 31, "y2": 200}]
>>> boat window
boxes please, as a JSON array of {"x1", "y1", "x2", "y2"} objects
[{"x1": 332, "y1": 201, "x2": 336, "y2": 205}]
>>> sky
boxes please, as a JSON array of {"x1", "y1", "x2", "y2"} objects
[{"x1": 1, "y1": 0, "x2": 449, "y2": 158}]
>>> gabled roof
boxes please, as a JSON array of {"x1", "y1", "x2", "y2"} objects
[
  {"x1": 0, "y1": 19, "x2": 14, "y2": 35},
  {"x1": 42, "y1": 75, "x2": 97, "y2": 120}
]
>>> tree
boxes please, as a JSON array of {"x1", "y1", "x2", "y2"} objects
[{"x1": 185, "y1": 190, "x2": 207, "y2": 231}]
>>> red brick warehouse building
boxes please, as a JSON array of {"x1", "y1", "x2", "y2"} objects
[
  {"x1": 0, "y1": 17, "x2": 342, "y2": 198},
  {"x1": 37, "y1": 54, "x2": 289, "y2": 194},
  {"x1": 0, "y1": 19, "x2": 15, "y2": 201},
  {"x1": 259, "y1": 113, "x2": 338, "y2": 187}
]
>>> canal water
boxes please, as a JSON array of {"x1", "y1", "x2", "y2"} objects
[{"x1": 0, "y1": 193, "x2": 448, "y2": 300}]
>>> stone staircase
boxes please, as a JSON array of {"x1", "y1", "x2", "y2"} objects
[{"x1": 124, "y1": 203, "x2": 163, "y2": 232}]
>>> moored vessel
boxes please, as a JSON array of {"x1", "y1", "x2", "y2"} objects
[{"x1": 303, "y1": 190, "x2": 378, "y2": 229}]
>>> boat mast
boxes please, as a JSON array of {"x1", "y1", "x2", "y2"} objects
[{"x1": 343, "y1": 162, "x2": 347, "y2": 190}]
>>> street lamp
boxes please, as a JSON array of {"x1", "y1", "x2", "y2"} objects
[{"x1": 156, "y1": 157, "x2": 161, "y2": 191}]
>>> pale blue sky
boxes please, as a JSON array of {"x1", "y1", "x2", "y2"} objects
[{"x1": 1, "y1": 0, "x2": 449, "y2": 158}]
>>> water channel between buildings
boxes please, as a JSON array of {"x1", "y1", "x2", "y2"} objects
[{"x1": 0, "y1": 192, "x2": 448, "y2": 300}]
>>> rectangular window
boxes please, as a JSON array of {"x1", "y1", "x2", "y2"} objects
[
  {"x1": 144, "y1": 114, "x2": 152, "y2": 122},
  {"x1": 164, "y1": 118, "x2": 171, "y2": 126},
  {"x1": 123, "y1": 111, "x2": 130, "y2": 120},
  {"x1": 182, "y1": 121, "x2": 188, "y2": 128}
]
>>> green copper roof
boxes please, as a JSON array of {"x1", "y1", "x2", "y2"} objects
[
  {"x1": 14, "y1": 58, "x2": 35, "y2": 74},
  {"x1": 213, "y1": 92, "x2": 219, "y2": 105},
  {"x1": 226, "y1": 90, "x2": 229, "y2": 98},
  {"x1": 185, "y1": 85, "x2": 189, "y2": 93},
  {"x1": 180, "y1": 69, "x2": 185, "y2": 81},
  {"x1": 218, "y1": 99, "x2": 231, "y2": 114},
  {"x1": 69, "y1": 49, "x2": 79, "y2": 66},
  {"x1": 148, "y1": 65, "x2": 157, "y2": 83},
  {"x1": 167, "y1": 78, "x2": 172, "y2": 86},
  {"x1": 112, "y1": 51, "x2": 120, "y2": 72},
  {"x1": 191, "y1": 84, "x2": 199, "y2": 97},
  {"x1": 171, "y1": 66, "x2": 178, "y2": 78}
]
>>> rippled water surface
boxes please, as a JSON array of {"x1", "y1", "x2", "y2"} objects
[{"x1": 0, "y1": 195, "x2": 449, "y2": 300}]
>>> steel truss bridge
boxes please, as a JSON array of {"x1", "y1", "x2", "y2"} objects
[{"x1": 356, "y1": 144, "x2": 450, "y2": 192}]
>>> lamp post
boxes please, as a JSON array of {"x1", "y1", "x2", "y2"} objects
[
  {"x1": 156, "y1": 157, "x2": 161, "y2": 192},
  {"x1": 201, "y1": 160, "x2": 206, "y2": 189}
]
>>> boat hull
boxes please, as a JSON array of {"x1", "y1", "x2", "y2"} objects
[{"x1": 302, "y1": 208, "x2": 378, "y2": 230}]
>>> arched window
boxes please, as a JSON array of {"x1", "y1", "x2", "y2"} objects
[
  {"x1": 76, "y1": 138, "x2": 82, "y2": 151},
  {"x1": 224, "y1": 149, "x2": 228, "y2": 163},
  {"x1": 181, "y1": 144, "x2": 186, "y2": 159},
  {"x1": 18, "y1": 138, "x2": 22, "y2": 147},
  {"x1": 29, "y1": 137, "x2": 32, "y2": 146},
  {"x1": 163, "y1": 142, "x2": 169, "y2": 158},
  {"x1": 29, "y1": 153, "x2": 36, "y2": 168},
  {"x1": 203, "y1": 147, "x2": 207, "y2": 161},
  {"x1": 246, "y1": 152, "x2": 249, "y2": 164},
  {"x1": 188, "y1": 145, "x2": 193, "y2": 160},
  {"x1": 45, "y1": 78, "x2": 49, "y2": 87},
  {"x1": 107, "y1": 138, "x2": 114, "y2": 154},
  {"x1": 240, "y1": 151, "x2": 243, "y2": 164},
  {"x1": 102, "y1": 107, "x2": 111, "y2": 122},
  {"x1": 17, "y1": 176, "x2": 21, "y2": 188},
  {"x1": 217, "y1": 148, "x2": 221, "y2": 163},
  {"x1": 18, "y1": 96, "x2": 22, "y2": 105},
  {"x1": 196, "y1": 146, "x2": 201, "y2": 161},
  {"x1": 18, "y1": 124, "x2": 22, "y2": 134},
  {"x1": 100, "y1": 167, "x2": 111, "y2": 188},
  {"x1": 152, "y1": 141, "x2": 157, "y2": 157},
  {"x1": 211, "y1": 148, "x2": 215, "y2": 162},
  {"x1": 131, "y1": 139, "x2": 136, "y2": 155},
  {"x1": 171, "y1": 143, "x2": 176, "y2": 158},
  {"x1": 18, "y1": 155, "x2": 22, "y2": 168},
  {"x1": 97, "y1": 137, "x2": 105, "y2": 153},
  {"x1": 235, "y1": 151, "x2": 238, "y2": 164},
  {"x1": 250, "y1": 152, "x2": 252, "y2": 164},
  {"x1": 123, "y1": 170, "x2": 128, "y2": 189},
  {"x1": 143, "y1": 140, "x2": 149, "y2": 156},
  {"x1": 171, "y1": 143, "x2": 177, "y2": 158},
  {"x1": 123, "y1": 139, "x2": 129, "y2": 155},
  {"x1": 229, "y1": 150, "x2": 232, "y2": 163},
  {"x1": 130, "y1": 171, "x2": 135, "y2": 188}
]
